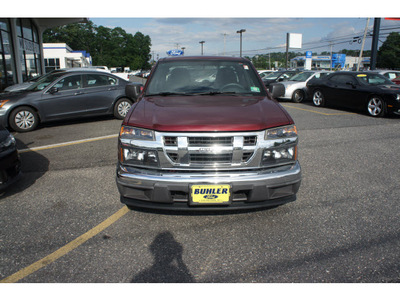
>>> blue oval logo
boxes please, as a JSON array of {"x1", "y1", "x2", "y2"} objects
[
  {"x1": 167, "y1": 49, "x2": 184, "y2": 56},
  {"x1": 204, "y1": 195, "x2": 218, "y2": 200}
]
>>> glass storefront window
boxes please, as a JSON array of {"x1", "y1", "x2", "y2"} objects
[
  {"x1": 0, "y1": 19, "x2": 8, "y2": 31},
  {"x1": 22, "y1": 19, "x2": 33, "y2": 41}
]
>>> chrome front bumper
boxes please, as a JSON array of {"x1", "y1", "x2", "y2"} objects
[{"x1": 116, "y1": 161, "x2": 301, "y2": 211}]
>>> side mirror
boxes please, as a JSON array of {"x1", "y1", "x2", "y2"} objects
[
  {"x1": 125, "y1": 83, "x2": 143, "y2": 99},
  {"x1": 48, "y1": 87, "x2": 58, "y2": 94}
]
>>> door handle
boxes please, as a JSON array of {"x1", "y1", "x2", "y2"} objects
[
  {"x1": 74, "y1": 92, "x2": 84, "y2": 95},
  {"x1": 108, "y1": 87, "x2": 117, "y2": 91}
]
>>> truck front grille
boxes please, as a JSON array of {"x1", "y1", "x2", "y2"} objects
[{"x1": 162, "y1": 133, "x2": 259, "y2": 167}]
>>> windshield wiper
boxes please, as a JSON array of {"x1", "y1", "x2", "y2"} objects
[{"x1": 146, "y1": 92, "x2": 192, "y2": 96}]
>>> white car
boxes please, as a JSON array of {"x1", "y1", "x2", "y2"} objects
[{"x1": 269, "y1": 71, "x2": 331, "y2": 103}]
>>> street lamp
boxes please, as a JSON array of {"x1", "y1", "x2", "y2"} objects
[
  {"x1": 236, "y1": 29, "x2": 246, "y2": 57},
  {"x1": 199, "y1": 41, "x2": 205, "y2": 55}
]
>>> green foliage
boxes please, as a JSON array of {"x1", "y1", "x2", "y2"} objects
[
  {"x1": 377, "y1": 32, "x2": 400, "y2": 69},
  {"x1": 43, "y1": 20, "x2": 152, "y2": 70}
]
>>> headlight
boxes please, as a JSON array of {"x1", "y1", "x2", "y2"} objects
[
  {"x1": 265, "y1": 125, "x2": 297, "y2": 139},
  {"x1": 118, "y1": 126, "x2": 159, "y2": 167},
  {"x1": 0, "y1": 133, "x2": 16, "y2": 152},
  {"x1": 396, "y1": 94, "x2": 400, "y2": 101},
  {"x1": 263, "y1": 125, "x2": 298, "y2": 166},
  {"x1": 119, "y1": 126, "x2": 155, "y2": 141},
  {"x1": 120, "y1": 147, "x2": 159, "y2": 167}
]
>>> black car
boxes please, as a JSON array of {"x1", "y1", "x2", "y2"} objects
[
  {"x1": 262, "y1": 70, "x2": 299, "y2": 87},
  {"x1": 0, "y1": 70, "x2": 142, "y2": 132},
  {"x1": 0, "y1": 125, "x2": 21, "y2": 191},
  {"x1": 307, "y1": 71, "x2": 400, "y2": 117}
]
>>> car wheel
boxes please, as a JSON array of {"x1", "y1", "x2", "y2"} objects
[
  {"x1": 367, "y1": 96, "x2": 385, "y2": 117},
  {"x1": 292, "y1": 90, "x2": 305, "y2": 103},
  {"x1": 312, "y1": 90, "x2": 325, "y2": 107},
  {"x1": 114, "y1": 98, "x2": 133, "y2": 119},
  {"x1": 9, "y1": 106, "x2": 39, "y2": 132}
]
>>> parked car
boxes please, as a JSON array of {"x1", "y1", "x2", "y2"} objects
[
  {"x1": 0, "y1": 125, "x2": 21, "y2": 192},
  {"x1": 373, "y1": 70, "x2": 400, "y2": 81},
  {"x1": 258, "y1": 70, "x2": 274, "y2": 79},
  {"x1": 393, "y1": 75, "x2": 400, "y2": 85},
  {"x1": 0, "y1": 69, "x2": 142, "y2": 132},
  {"x1": 262, "y1": 70, "x2": 299, "y2": 88},
  {"x1": 116, "y1": 56, "x2": 301, "y2": 211},
  {"x1": 307, "y1": 71, "x2": 400, "y2": 117},
  {"x1": 3, "y1": 68, "x2": 108, "y2": 93},
  {"x1": 269, "y1": 71, "x2": 332, "y2": 103}
]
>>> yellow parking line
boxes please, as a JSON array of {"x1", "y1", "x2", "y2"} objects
[
  {"x1": 282, "y1": 104, "x2": 355, "y2": 116},
  {"x1": 18, "y1": 134, "x2": 118, "y2": 153},
  {"x1": 0, "y1": 206, "x2": 129, "y2": 283}
]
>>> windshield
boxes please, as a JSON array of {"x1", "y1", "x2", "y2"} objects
[
  {"x1": 357, "y1": 73, "x2": 394, "y2": 86},
  {"x1": 26, "y1": 72, "x2": 66, "y2": 92},
  {"x1": 146, "y1": 59, "x2": 266, "y2": 96},
  {"x1": 289, "y1": 72, "x2": 314, "y2": 82}
]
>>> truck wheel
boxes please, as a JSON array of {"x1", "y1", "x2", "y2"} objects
[
  {"x1": 292, "y1": 90, "x2": 305, "y2": 103},
  {"x1": 367, "y1": 96, "x2": 385, "y2": 117},
  {"x1": 312, "y1": 90, "x2": 325, "y2": 107},
  {"x1": 114, "y1": 98, "x2": 133, "y2": 119},
  {"x1": 9, "y1": 106, "x2": 39, "y2": 132}
]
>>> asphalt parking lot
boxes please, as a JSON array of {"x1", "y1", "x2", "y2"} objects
[{"x1": 1, "y1": 101, "x2": 400, "y2": 284}]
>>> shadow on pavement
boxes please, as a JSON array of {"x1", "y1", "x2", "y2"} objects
[
  {"x1": 0, "y1": 137, "x2": 49, "y2": 199},
  {"x1": 131, "y1": 231, "x2": 194, "y2": 283}
]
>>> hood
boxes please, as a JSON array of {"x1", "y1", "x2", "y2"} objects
[
  {"x1": 124, "y1": 95, "x2": 292, "y2": 132},
  {"x1": 0, "y1": 89, "x2": 37, "y2": 101},
  {"x1": 3, "y1": 82, "x2": 33, "y2": 92}
]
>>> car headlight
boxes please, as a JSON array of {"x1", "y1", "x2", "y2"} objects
[
  {"x1": 119, "y1": 126, "x2": 155, "y2": 141},
  {"x1": 265, "y1": 125, "x2": 297, "y2": 139},
  {"x1": 263, "y1": 125, "x2": 298, "y2": 166},
  {"x1": 120, "y1": 147, "x2": 159, "y2": 167},
  {"x1": 0, "y1": 133, "x2": 16, "y2": 152},
  {"x1": 119, "y1": 126, "x2": 159, "y2": 167},
  {"x1": 396, "y1": 94, "x2": 400, "y2": 101}
]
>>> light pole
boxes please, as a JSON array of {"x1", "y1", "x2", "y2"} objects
[
  {"x1": 199, "y1": 41, "x2": 205, "y2": 55},
  {"x1": 236, "y1": 29, "x2": 246, "y2": 57}
]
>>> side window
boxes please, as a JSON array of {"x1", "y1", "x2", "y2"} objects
[
  {"x1": 54, "y1": 75, "x2": 82, "y2": 91},
  {"x1": 331, "y1": 75, "x2": 356, "y2": 85},
  {"x1": 85, "y1": 74, "x2": 117, "y2": 87}
]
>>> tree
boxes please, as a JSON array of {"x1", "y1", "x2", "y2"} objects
[
  {"x1": 377, "y1": 32, "x2": 400, "y2": 69},
  {"x1": 43, "y1": 20, "x2": 152, "y2": 70}
]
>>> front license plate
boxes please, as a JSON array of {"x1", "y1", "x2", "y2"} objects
[{"x1": 190, "y1": 184, "x2": 231, "y2": 205}]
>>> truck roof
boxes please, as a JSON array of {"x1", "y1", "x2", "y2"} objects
[{"x1": 158, "y1": 56, "x2": 250, "y2": 63}]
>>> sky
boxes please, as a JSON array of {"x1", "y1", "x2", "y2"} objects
[
  {"x1": 8, "y1": 0, "x2": 400, "y2": 59},
  {"x1": 90, "y1": 17, "x2": 400, "y2": 59}
]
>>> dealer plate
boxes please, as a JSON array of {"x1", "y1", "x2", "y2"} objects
[{"x1": 190, "y1": 184, "x2": 231, "y2": 205}]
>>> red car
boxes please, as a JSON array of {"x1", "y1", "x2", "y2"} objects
[
  {"x1": 393, "y1": 75, "x2": 400, "y2": 85},
  {"x1": 116, "y1": 56, "x2": 301, "y2": 211}
]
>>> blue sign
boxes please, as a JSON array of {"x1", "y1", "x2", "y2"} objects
[
  {"x1": 306, "y1": 51, "x2": 312, "y2": 58},
  {"x1": 167, "y1": 49, "x2": 184, "y2": 56}
]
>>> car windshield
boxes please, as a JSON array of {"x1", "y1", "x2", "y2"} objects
[
  {"x1": 25, "y1": 72, "x2": 66, "y2": 92},
  {"x1": 357, "y1": 73, "x2": 394, "y2": 86},
  {"x1": 289, "y1": 72, "x2": 314, "y2": 82},
  {"x1": 146, "y1": 59, "x2": 266, "y2": 96}
]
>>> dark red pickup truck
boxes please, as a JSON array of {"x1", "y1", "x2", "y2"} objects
[{"x1": 116, "y1": 56, "x2": 301, "y2": 211}]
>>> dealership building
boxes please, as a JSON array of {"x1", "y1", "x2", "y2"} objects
[
  {"x1": 0, "y1": 18, "x2": 87, "y2": 92},
  {"x1": 290, "y1": 54, "x2": 370, "y2": 70}
]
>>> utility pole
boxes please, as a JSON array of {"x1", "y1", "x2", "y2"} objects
[
  {"x1": 222, "y1": 33, "x2": 228, "y2": 56},
  {"x1": 357, "y1": 18, "x2": 370, "y2": 71},
  {"x1": 199, "y1": 41, "x2": 205, "y2": 55},
  {"x1": 236, "y1": 29, "x2": 246, "y2": 57},
  {"x1": 370, "y1": 18, "x2": 381, "y2": 70}
]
